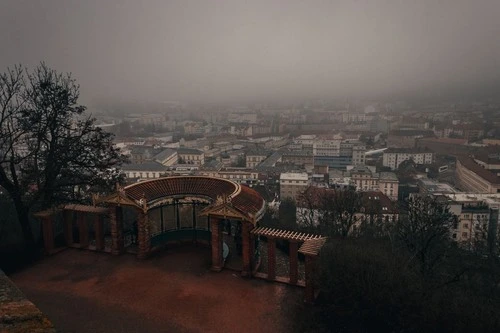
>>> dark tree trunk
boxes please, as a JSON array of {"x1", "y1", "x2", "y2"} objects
[{"x1": 12, "y1": 195, "x2": 36, "y2": 252}]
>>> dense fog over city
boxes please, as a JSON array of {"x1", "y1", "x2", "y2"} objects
[{"x1": 1, "y1": 0, "x2": 500, "y2": 104}]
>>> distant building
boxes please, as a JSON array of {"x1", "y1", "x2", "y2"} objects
[
  {"x1": 434, "y1": 193, "x2": 500, "y2": 246},
  {"x1": 228, "y1": 112, "x2": 258, "y2": 124},
  {"x1": 198, "y1": 168, "x2": 260, "y2": 186},
  {"x1": 280, "y1": 172, "x2": 309, "y2": 201},
  {"x1": 295, "y1": 188, "x2": 398, "y2": 229},
  {"x1": 312, "y1": 138, "x2": 365, "y2": 169},
  {"x1": 456, "y1": 157, "x2": 500, "y2": 193},
  {"x1": 246, "y1": 151, "x2": 269, "y2": 168},
  {"x1": 417, "y1": 178, "x2": 460, "y2": 194},
  {"x1": 348, "y1": 165, "x2": 399, "y2": 200},
  {"x1": 382, "y1": 148, "x2": 434, "y2": 170},
  {"x1": 282, "y1": 151, "x2": 314, "y2": 167},
  {"x1": 387, "y1": 130, "x2": 434, "y2": 148},
  {"x1": 153, "y1": 148, "x2": 178, "y2": 166},
  {"x1": 177, "y1": 148, "x2": 205, "y2": 165},
  {"x1": 122, "y1": 161, "x2": 167, "y2": 180},
  {"x1": 416, "y1": 137, "x2": 470, "y2": 156}
]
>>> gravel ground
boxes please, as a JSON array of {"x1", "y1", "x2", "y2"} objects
[{"x1": 9, "y1": 247, "x2": 302, "y2": 333}]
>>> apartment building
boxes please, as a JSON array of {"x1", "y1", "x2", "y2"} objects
[
  {"x1": 281, "y1": 151, "x2": 314, "y2": 167},
  {"x1": 312, "y1": 138, "x2": 366, "y2": 169},
  {"x1": 436, "y1": 193, "x2": 500, "y2": 247},
  {"x1": 177, "y1": 148, "x2": 205, "y2": 165},
  {"x1": 349, "y1": 166, "x2": 399, "y2": 200},
  {"x1": 382, "y1": 148, "x2": 434, "y2": 170},
  {"x1": 245, "y1": 151, "x2": 269, "y2": 168},
  {"x1": 280, "y1": 172, "x2": 309, "y2": 201}
]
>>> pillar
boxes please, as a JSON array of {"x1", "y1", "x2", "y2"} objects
[
  {"x1": 249, "y1": 232, "x2": 256, "y2": 272},
  {"x1": 110, "y1": 205, "x2": 124, "y2": 255},
  {"x1": 210, "y1": 216, "x2": 223, "y2": 271},
  {"x1": 94, "y1": 213, "x2": 105, "y2": 251},
  {"x1": 304, "y1": 255, "x2": 316, "y2": 303},
  {"x1": 41, "y1": 216, "x2": 54, "y2": 253},
  {"x1": 289, "y1": 241, "x2": 299, "y2": 285},
  {"x1": 241, "y1": 222, "x2": 253, "y2": 277},
  {"x1": 63, "y1": 210, "x2": 73, "y2": 246},
  {"x1": 267, "y1": 238, "x2": 276, "y2": 281},
  {"x1": 78, "y1": 212, "x2": 89, "y2": 248},
  {"x1": 137, "y1": 210, "x2": 151, "y2": 259}
]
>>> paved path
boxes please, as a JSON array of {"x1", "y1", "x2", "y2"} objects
[{"x1": 9, "y1": 247, "x2": 301, "y2": 333}]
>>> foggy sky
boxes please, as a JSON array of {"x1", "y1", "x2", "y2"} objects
[{"x1": 1, "y1": 0, "x2": 500, "y2": 105}]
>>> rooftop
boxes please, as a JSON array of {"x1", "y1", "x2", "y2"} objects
[
  {"x1": 122, "y1": 161, "x2": 168, "y2": 172},
  {"x1": 177, "y1": 148, "x2": 204, "y2": 155},
  {"x1": 153, "y1": 148, "x2": 177, "y2": 161},
  {"x1": 385, "y1": 147, "x2": 434, "y2": 154},
  {"x1": 280, "y1": 172, "x2": 309, "y2": 181},
  {"x1": 457, "y1": 156, "x2": 500, "y2": 185},
  {"x1": 124, "y1": 176, "x2": 265, "y2": 222}
]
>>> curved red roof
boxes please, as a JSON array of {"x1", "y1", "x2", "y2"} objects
[{"x1": 124, "y1": 176, "x2": 265, "y2": 218}]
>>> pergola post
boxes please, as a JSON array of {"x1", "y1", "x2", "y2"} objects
[
  {"x1": 289, "y1": 241, "x2": 299, "y2": 285},
  {"x1": 267, "y1": 237, "x2": 276, "y2": 281},
  {"x1": 304, "y1": 255, "x2": 315, "y2": 303},
  {"x1": 249, "y1": 231, "x2": 256, "y2": 272},
  {"x1": 78, "y1": 212, "x2": 89, "y2": 249},
  {"x1": 137, "y1": 210, "x2": 151, "y2": 259},
  {"x1": 241, "y1": 222, "x2": 253, "y2": 277},
  {"x1": 94, "y1": 213, "x2": 105, "y2": 251},
  {"x1": 110, "y1": 205, "x2": 125, "y2": 255},
  {"x1": 210, "y1": 216, "x2": 223, "y2": 271},
  {"x1": 63, "y1": 210, "x2": 73, "y2": 246},
  {"x1": 41, "y1": 216, "x2": 55, "y2": 254}
]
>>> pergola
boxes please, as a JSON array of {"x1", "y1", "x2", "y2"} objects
[
  {"x1": 34, "y1": 176, "x2": 326, "y2": 303},
  {"x1": 94, "y1": 176, "x2": 266, "y2": 276},
  {"x1": 34, "y1": 204, "x2": 109, "y2": 253},
  {"x1": 251, "y1": 227, "x2": 327, "y2": 303}
]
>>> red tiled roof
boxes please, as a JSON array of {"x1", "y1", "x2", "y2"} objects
[{"x1": 124, "y1": 176, "x2": 265, "y2": 216}]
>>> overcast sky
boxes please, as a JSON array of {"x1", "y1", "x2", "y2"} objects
[{"x1": 1, "y1": 0, "x2": 500, "y2": 105}]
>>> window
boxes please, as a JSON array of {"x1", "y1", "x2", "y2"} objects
[
  {"x1": 463, "y1": 223, "x2": 469, "y2": 228},
  {"x1": 462, "y1": 232, "x2": 468, "y2": 238},
  {"x1": 452, "y1": 233, "x2": 457, "y2": 239}
]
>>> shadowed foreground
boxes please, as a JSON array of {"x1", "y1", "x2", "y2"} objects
[{"x1": 9, "y1": 247, "x2": 301, "y2": 333}]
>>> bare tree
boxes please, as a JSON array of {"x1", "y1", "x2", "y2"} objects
[
  {"x1": 297, "y1": 186, "x2": 362, "y2": 237},
  {"x1": 395, "y1": 195, "x2": 456, "y2": 278},
  {"x1": 0, "y1": 64, "x2": 126, "y2": 250}
]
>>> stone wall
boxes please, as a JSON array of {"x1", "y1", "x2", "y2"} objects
[{"x1": 0, "y1": 270, "x2": 55, "y2": 332}]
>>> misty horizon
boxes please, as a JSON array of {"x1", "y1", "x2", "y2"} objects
[{"x1": 2, "y1": 0, "x2": 500, "y2": 106}]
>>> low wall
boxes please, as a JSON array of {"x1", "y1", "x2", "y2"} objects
[{"x1": 0, "y1": 270, "x2": 55, "y2": 332}]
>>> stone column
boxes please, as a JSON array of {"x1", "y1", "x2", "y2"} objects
[
  {"x1": 289, "y1": 241, "x2": 299, "y2": 285},
  {"x1": 304, "y1": 255, "x2": 315, "y2": 304},
  {"x1": 110, "y1": 205, "x2": 124, "y2": 255},
  {"x1": 41, "y1": 216, "x2": 54, "y2": 253},
  {"x1": 63, "y1": 210, "x2": 73, "y2": 246},
  {"x1": 94, "y1": 213, "x2": 105, "y2": 251},
  {"x1": 241, "y1": 222, "x2": 253, "y2": 277},
  {"x1": 210, "y1": 216, "x2": 223, "y2": 271},
  {"x1": 267, "y1": 238, "x2": 276, "y2": 281},
  {"x1": 137, "y1": 210, "x2": 151, "y2": 259},
  {"x1": 78, "y1": 212, "x2": 89, "y2": 249}
]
